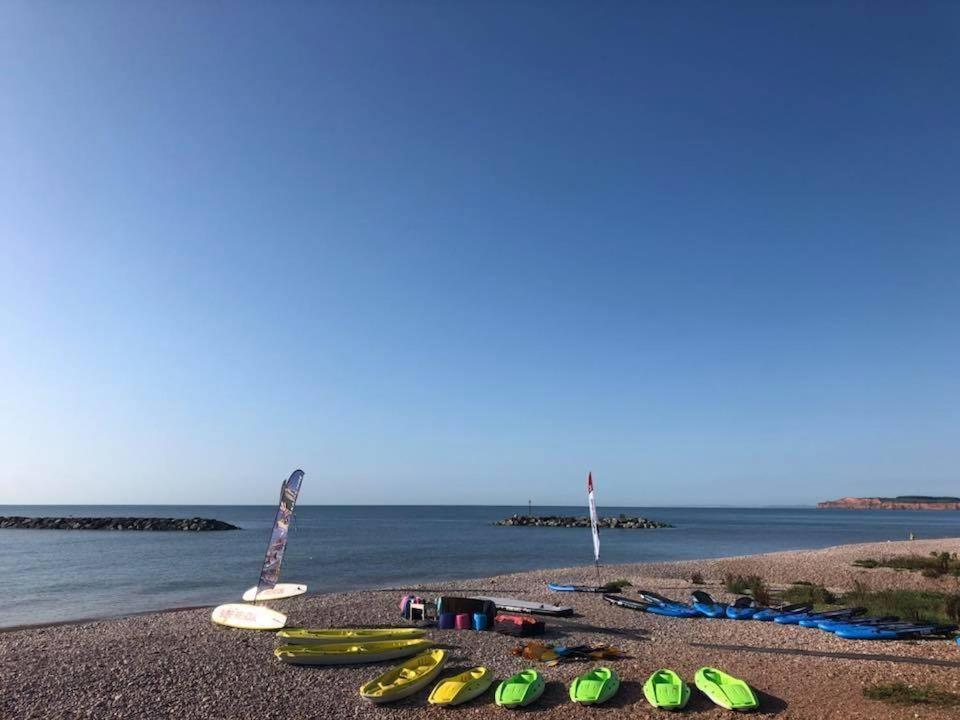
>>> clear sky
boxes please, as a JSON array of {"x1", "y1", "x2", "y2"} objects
[{"x1": 1, "y1": 2, "x2": 958, "y2": 506}]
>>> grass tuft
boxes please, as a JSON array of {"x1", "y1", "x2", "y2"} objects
[
  {"x1": 690, "y1": 571, "x2": 705, "y2": 585},
  {"x1": 780, "y1": 582, "x2": 837, "y2": 606},
  {"x1": 853, "y1": 551, "x2": 960, "y2": 578},
  {"x1": 863, "y1": 682, "x2": 960, "y2": 707},
  {"x1": 602, "y1": 578, "x2": 632, "y2": 592}
]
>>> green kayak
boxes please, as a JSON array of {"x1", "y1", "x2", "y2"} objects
[
  {"x1": 643, "y1": 669, "x2": 690, "y2": 710},
  {"x1": 495, "y1": 669, "x2": 545, "y2": 708},
  {"x1": 695, "y1": 667, "x2": 759, "y2": 711},
  {"x1": 569, "y1": 667, "x2": 620, "y2": 705}
]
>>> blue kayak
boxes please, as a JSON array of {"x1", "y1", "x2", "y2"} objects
[
  {"x1": 775, "y1": 607, "x2": 867, "y2": 625},
  {"x1": 694, "y1": 601, "x2": 728, "y2": 618},
  {"x1": 548, "y1": 583, "x2": 605, "y2": 593},
  {"x1": 691, "y1": 591, "x2": 727, "y2": 618},
  {"x1": 726, "y1": 597, "x2": 758, "y2": 620},
  {"x1": 834, "y1": 623, "x2": 952, "y2": 640},
  {"x1": 817, "y1": 616, "x2": 899, "y2": 632},
  {"x1": 751, "y1": 603, "x2": 811, "y2": 622},
  {"x1": 646, "y1": 604, "x2": 702, "y2": 618}
]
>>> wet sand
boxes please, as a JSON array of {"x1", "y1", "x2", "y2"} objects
[{"x1": 3, "y1": 538, "x2": 960, "y2": 719}]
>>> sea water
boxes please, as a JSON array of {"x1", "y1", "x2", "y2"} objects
[{"x1": 1, "y1": 505, "x2": 957, "y2": 627}]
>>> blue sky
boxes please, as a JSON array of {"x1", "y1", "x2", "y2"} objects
[{"x1": 1, "y1": 2, "x2": 958, "y2": 505}]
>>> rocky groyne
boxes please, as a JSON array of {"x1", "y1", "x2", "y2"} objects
[
  {"x1": 495, "y1": 514, "x2": 671, "y2": 529},
  {"x1": 0, "y1": 516, "x2": 240, "y2": 531}
]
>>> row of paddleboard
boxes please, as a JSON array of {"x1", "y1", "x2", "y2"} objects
[{"x1": 606, "y1": 590, "x2": 959, "y2": 640}]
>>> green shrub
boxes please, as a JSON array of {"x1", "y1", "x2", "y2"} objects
[
  {"x1": 943, "y1": 594, "x2": 960, "y2": 624},
  {"x1": 723, "y1": 573, "x2": 749, "y2": 594},
  {"x1": 748, "y1": 576, "x2": 771, "y2": 606},
  {"x1": 863, "y1": 683, "x2": 960, "y2": 707},
  {"x1": 842, "y1": 584, "x2": 946, "y2": 624},
  {"x1": 690, "y1": 571, "x2": 705, "y2": 585},
  {"x1": 780, "y1": 582, "x2": 837, "y2": 607},
  {"x1": 852, "y1": 552, "x2": 960, "y2": 576},
  {"x1": 602, "y1": 578, "x2": 632, "y2": 592}
]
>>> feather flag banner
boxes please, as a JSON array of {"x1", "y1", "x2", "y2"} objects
[
  {"x1": 587, "y1": 472, "x2": 600, "y2": 563},
  {"x1": 257, "y1": 469, "x2": 304, "y2": 594}
]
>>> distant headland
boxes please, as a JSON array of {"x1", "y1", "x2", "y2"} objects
[
  {"x1": 495, "y1": 514, "x2": 672, "y2": 529},
  {"x1": 0, "y1": 516, "x2": 240, "y2": 531},
  {"x1": 817, "y1": 496, "x2": 960, "y2": 511}
]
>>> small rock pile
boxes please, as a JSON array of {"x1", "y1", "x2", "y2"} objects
[{"x1": 0, "y1": 516, "x2": 240, "y2": 531}]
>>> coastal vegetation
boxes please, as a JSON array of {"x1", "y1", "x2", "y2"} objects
[
  {"x1": 781, "y1": 580, "x2": 960, "y2": 624},
  {"x1": 863, "y1": 683, "x2": 960, "y2": 708},
  {"x1": 603, "y1": 578, "x2": 632, "y2": 592},
  {"x1": 853, "y1": 551, "x2": 960, "y2": 578}
]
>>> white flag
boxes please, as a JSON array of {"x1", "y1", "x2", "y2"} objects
[{"x1": 587, "y1": 472, "x2": 600, "y2": 563}]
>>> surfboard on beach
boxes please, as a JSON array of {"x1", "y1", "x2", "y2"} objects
[
  {"x1": 211, "y1": 603, "x2": 287, "y2": 630},
  {"x1": 242, "y1": 583, "x2": 307, "y2": 602},
  {"x1": 471, "y1": 596, "x2": 574, "y2": 617}
]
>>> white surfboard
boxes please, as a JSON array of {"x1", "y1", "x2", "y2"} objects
[
  {"x1": 211, "y1": 603, "x2": 287, "y2": 630},
  {"x1": 242, "y1": 583, "x2": 308, "y2": 602},
  {"x1": 471, "y1": 596, "x2": 574, "y2": 617}
]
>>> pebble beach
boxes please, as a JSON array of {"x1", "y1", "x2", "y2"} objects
[{"x1": 4, "y1": 538, "x2": 960, "y2": 719}]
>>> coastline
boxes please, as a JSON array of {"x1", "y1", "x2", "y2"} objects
[{"x1": 4, "y1": 538, "x2": 960, "y2": 718}]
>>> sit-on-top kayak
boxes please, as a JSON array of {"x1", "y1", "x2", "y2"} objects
[
  {"x1": 633, "y1": 589, "x2": 701, "y2": 618},
  {"x1": 643, "y1": 669, "x2": 690, "y2": 710},
  {"x1": 752, "y1": 603, "x2": 811, "y2": 622},
  {"x1": 359, "y1": 649, "x2": 447, "y2": 703},
  {"x1": 428, "y1": 666, "x2": 493, "y2": 706},
  {"x1": 570, "y1": 667, "x2": 620, "y2": 705},
  {"x1": 647, "y1": 603, "x2": 702, "y2": 618},
  {"x1": 691, "y1": 591, "x2": 727, "y2": 618},
  {"x1": 276, "y1": 628, "x2": 426, "y2": 645},
  {"x1": 774, "y1": 607, "x2": 867, "y2": 625},
  {"x1": 637, "y1": 590, "x2": 679, "y2": 605},
  {"x1": 548, "y1": 583, "x2": 606, "y2": 593},
  {"x1": 275, "y1": 638, "x2": 433, "y2": 665},
  {"x1": 816, "y1": 615, "x2": 899, "y2": 632},
  {"x1": 603, "y1": 593, "x2": 651, "y2": 612},
  {"x1": 495, "y1": 669, "x2": 545, "y2": 708},
  {"x1": 695, "y1": 667, "x2": 759, "y2": 711},
  {"x1": 726, "y1": 597, "x2": 759, "y2": 620},
  {"x1": 834, "y1": 623, "x2": 957, "y2": 640}
]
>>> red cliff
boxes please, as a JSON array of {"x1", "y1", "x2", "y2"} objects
[{"x1": 817, "y1": 496, "x2": 960, "y2": 510}]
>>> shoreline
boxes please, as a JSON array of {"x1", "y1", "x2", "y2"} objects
[
  {"x1": 4, "y1": 538, "x2": 960, "y2": 718},
  {"x1": 5, "y1": 536, "x2": 960, "y2": 633}
]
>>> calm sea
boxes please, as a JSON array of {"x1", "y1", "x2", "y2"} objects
[{"x1": 1, "y1": 505, "x2": 958, "y2": 628}]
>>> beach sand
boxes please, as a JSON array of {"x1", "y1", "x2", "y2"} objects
[{"x1": 3, "y1": 538, "x2": 960, "y2": 719}]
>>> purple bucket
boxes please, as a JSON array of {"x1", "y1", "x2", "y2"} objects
[
  {"x1": 455, "y1": 613, "x2": 471, "y2": 630},
  {"x1": 438, "y1": 612, "x2": 456, "y2": 630}
]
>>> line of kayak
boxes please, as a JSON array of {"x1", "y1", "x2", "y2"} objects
[
  {"x1": 271, "y1": 626, "x2": 760, "y2": 709},
  {"x1": 605, "y1": 590, "x2": 958, "y2": 640}
]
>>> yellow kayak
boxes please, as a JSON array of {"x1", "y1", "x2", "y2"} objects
[
  {"x1": 276, "y1": 628, "x2": 426, "y2": 645},
  {"x1": 360, "y1": 650, "x2": 447, "y2": 703},
  {"x1": 428, "y1": 667, "x2": 493, "y2": 706},
  {"x1": 275, "y1": 638, "x2": 433, "y2": 666}
]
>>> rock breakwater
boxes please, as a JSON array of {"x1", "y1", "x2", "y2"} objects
[
  {"x1": 494, "y1": 514, "x2": 671, "y2": 529},
  {"x1": 0, "y1": 516, "x2": 240, "y2": 531}
]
